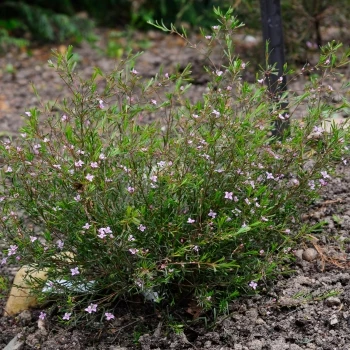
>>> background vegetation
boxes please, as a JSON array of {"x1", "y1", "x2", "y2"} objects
[{"x1": 0, "y1": 0, "x2": 349, "y2": 62}]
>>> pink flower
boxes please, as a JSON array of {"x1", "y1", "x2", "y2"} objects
[
  {"x1": 97, "y1": 229, "x2": 107, "y2": 239},
  {"x1": 39, "y1": 312, "x2": 46, "y2": 320},
  {"x1": 150, "y1": 175, "x2": 157, "y2": 182},
  {"x1": 30, "y1": 236, "x2": 37, "y2": 243},
  {"x1": 257, "y1": 78, "x2": 265, "y2": 84},
  {"x1": 320, "y1": 171, "x2": 330, "y2": 179},
  {"x1": 131, "y1": 68, "x2": 138, "y2": 75},
  {"x1": 75, "y1": 160, "x2": 84, "y2": 167},
  {"x1": 208, "y1": 209, "x2": 217, "y2": 219},
  {"x1": 138, "y1": 224, "x2": 146, "y2": 232},
  {"x1": 205, "y1": 35, "x2": 212, "y2": 40},
  {"x1": 25, "y1": 111, "x2": 31, "y2": 116},
  {"x1": 224, "y1": 192, "x2": 233, "y2": 200},
  {"x1": 249, "y1": 281, "x2": 257, "y2": 290},
  {"x1": 151, "y1": 99, "x2": 157, "y2": 105},
  {"x1": 5, "y1": 166, "x2": 12, "y2": 173},
  {"x1": 241, "y1": 63, "x2": 246, "y2": 69},
  {"x1": 61, "y1": 115, "x2": 68, "y2": 121},
  {"x1": 187, "y1": 218, "x2": 195, "y2": 224},
  {"x1": 86, "y1": 174, "x2": 94, "y2": 182},
  {"x1": 193, "y1": 245, "x2": 199, "y2": 252},
  {"x1": 57, "y1": 240, "x2": 64, "y2": 249},
  {"x1": 98, "y1": 99, "x2": 105, "y2": 109},
  {"x1": 53, "y1": 164, "x2": 61, "y2": 169},
  {"x1": 127, "y1": 186, "x2": 135, "y2": 193},
  {"x1": 216, "y1": 70, "x2": 223, "y2": 76},
  {"x1": 129, "y1": 248, "x2": 139, "y2": 254},
  {"x1": 128, "y1": 235, "x2": 135, "y2": 241},
  {"x1": 74, "y1": 194, "x2": 81, "y2": 202},
  {"x1": 71, "y1": 267, "x2": 79, "y2": 276},
  {"x1": 62, "y1": 312, "x2": 71, "y2": 320},
  {"x1": 82, "y1": 223, "x2": 91, "y2": 229},
  {"x1": 105, "y1": 312, "x2": 115, "y2": 321},
  {"x1": 212, "y1": 110, "x2": 220, "y2": 117},
  {"x1": 8, "y1": 245, "x2": 18, "y2": 256},
  {"x1": 99, "y1": 153, "x2": 106, "y2": 160},
  {"x1": 85, "y1": 304, "x2": 97, "y2": 313},
  {"x1": 90, "y1": 162, "x2": 99, "y2": 168}
]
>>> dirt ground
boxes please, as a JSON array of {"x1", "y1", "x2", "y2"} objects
[{"x1": 1, "y1": 27, "x2": 350, "y2": 349}]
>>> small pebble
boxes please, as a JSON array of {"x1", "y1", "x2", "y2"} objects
[
  {"x1": 302, "y1": 248, "x2": 318, "y2": 262},
  {"x1": 325, "y1": 296, "x2": 341, "y2": 307}
]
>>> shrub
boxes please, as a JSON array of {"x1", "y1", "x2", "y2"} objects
[{"x1": 1, "y1": 7, "x2": 349, "y2": 326}]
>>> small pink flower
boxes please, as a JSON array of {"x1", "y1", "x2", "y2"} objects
[
  {"x1": 151, "y1": 99, "x2": 157, "y2": 105},
  {"x1": 129, "y1": 248, "x2": 139, "y2": 254},
  {"x1": 39, "y1": 312, "x2": 46, "y2": 320},
  {"x1": 128, "y1": 235, "x2": 135, "y2": 241},
  {"x1": 75, "y1": 160, "x2": 84, "y2": 167},
  {"x1": 98, "y1": 99, "x2": 105, "y2": 109},
  {"x1": 71, "y1": 267, "x2": 79, "y2": 276},
  {"x1": 187, "y1": 218, "x2": 195, "y2": 224},
  {"x1": 30, "y1": 236, "x2": 37, "y2": 243},
  {"x1": 53, "y1": 164, "x2": 61, "y2": 169},
  {"x1": 86, "y1": 174, "x2": 94, "y2": 182},
  {"x1": 212, "y1": 110, "x2": 220, "y2": 117},
  {"x1": 241, "y1": 63, "x2": 246, "y2": 69},
  {"x1": 216, "y1": 70, "x2": 223, "y2": 76},
  {"x1": 208, "y1": 209, "x2": 217, "y2": 218},
  {"x1": 90, "y1": 162, "x2": 99, "y2": 168},
  {"x1": 25, "y1": 111, "x2": 31, "y2": 116},
  {"x1": 131, "y1": 68, "x2": 138, "y2": 75},
  {"x1": 320, "y1": 171, "x2": 330, "y2": 179},
  {"x1": 138, "y1": 224, "x2": 146, "y2": 232},
  {"x1": 193, "y1": 245, "x2": 199, "y2": 252},
  {"x1": 249, "y1": 281, "x2": 258, "y2": 290},
  {"x1": 74, "y1": 194, "x2": 81, "y2": 202},
  {"x1": 165, "y1": 73, "x2": 169, "y2": 79},
  {"x1": 5, "y1": 166, "x2": 12, "y2": 173},
  {"x1": 105, "y1": 312, "x2": 115, "y2": 321},
  {"x1": 127, "y1": 186, "x2": 135, "y2": 193},
  {"x1": 150, "y1": 175, "x2": 157, "y2": 182},
  {"x1": 205, "y1": 35, "x2": 212, "y2": 40},
  {"x1": 8, "y1": 245, "x2": 18, "y2": 256},
  {"x1": 224, "y1": 192, "x2": 233, "y2": 200},
  {"x1": 62, "y1": 312, "x2": 71, "y2": 320},
  {"x1": 82, "y1": 223, "x2": 91, "y2": 229},
  {"x1": 99, "y1": 153, "x2": 106, "y2": 160},
  {"x1": 57, "y1": 240, "x2": 64, "y2": 249},
  {"x1": 85, "y1": 304, "x2": 97, "y2": 313},
  {"x1": 257, "y1": 78, "x2": 265, "y2": 84},
  {"x1": 61, "y1": 115, "x2": 68, "y2": 121}
]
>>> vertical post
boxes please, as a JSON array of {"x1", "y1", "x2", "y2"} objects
[{"x1": 260, "y1": 0, "x2": 288, "y2": 137}]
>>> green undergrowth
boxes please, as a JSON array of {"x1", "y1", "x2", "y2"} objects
[{"x1": 0, "y1": 7, "x2": 349, "y2": 329}]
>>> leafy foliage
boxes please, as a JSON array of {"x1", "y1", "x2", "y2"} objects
[{"x1": 0, "y1": 8, "x2": 349, "y2": 327}]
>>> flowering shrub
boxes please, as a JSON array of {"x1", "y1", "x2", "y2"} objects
[{"x1": 1, "y1": 8, "x2": 349, "y2": 325}]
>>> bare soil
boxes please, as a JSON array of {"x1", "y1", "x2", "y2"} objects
[{"x1": 1, "y1": 28, "x2": 350, "y2": 350}]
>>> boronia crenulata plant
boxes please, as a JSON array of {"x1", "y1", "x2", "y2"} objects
[{"x1": 1, "y1": 7, "x2": 349, "y2": 327}]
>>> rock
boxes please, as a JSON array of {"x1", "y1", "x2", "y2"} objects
[
  {"x1": 329, "y1": 314, "x2": 339, "y2": 326},
  {"x1": 302, "y1": 248, "x2": 318, "y2": 262},
  {"x1": 4, "y1": 251, "x2": 75, "y2": 316},
  {"x1": 294, "y1": 249, "x2": 304, "y2": 260},
  {"x1": 3, "y1": 334, "x2": 24, "y2": 350},
  {"x1": 3, "y1": 265, "x2": 48, "y2": 316},
  {"x1": 325, "y1": 296, "x2": 341, "y2": 307}
]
